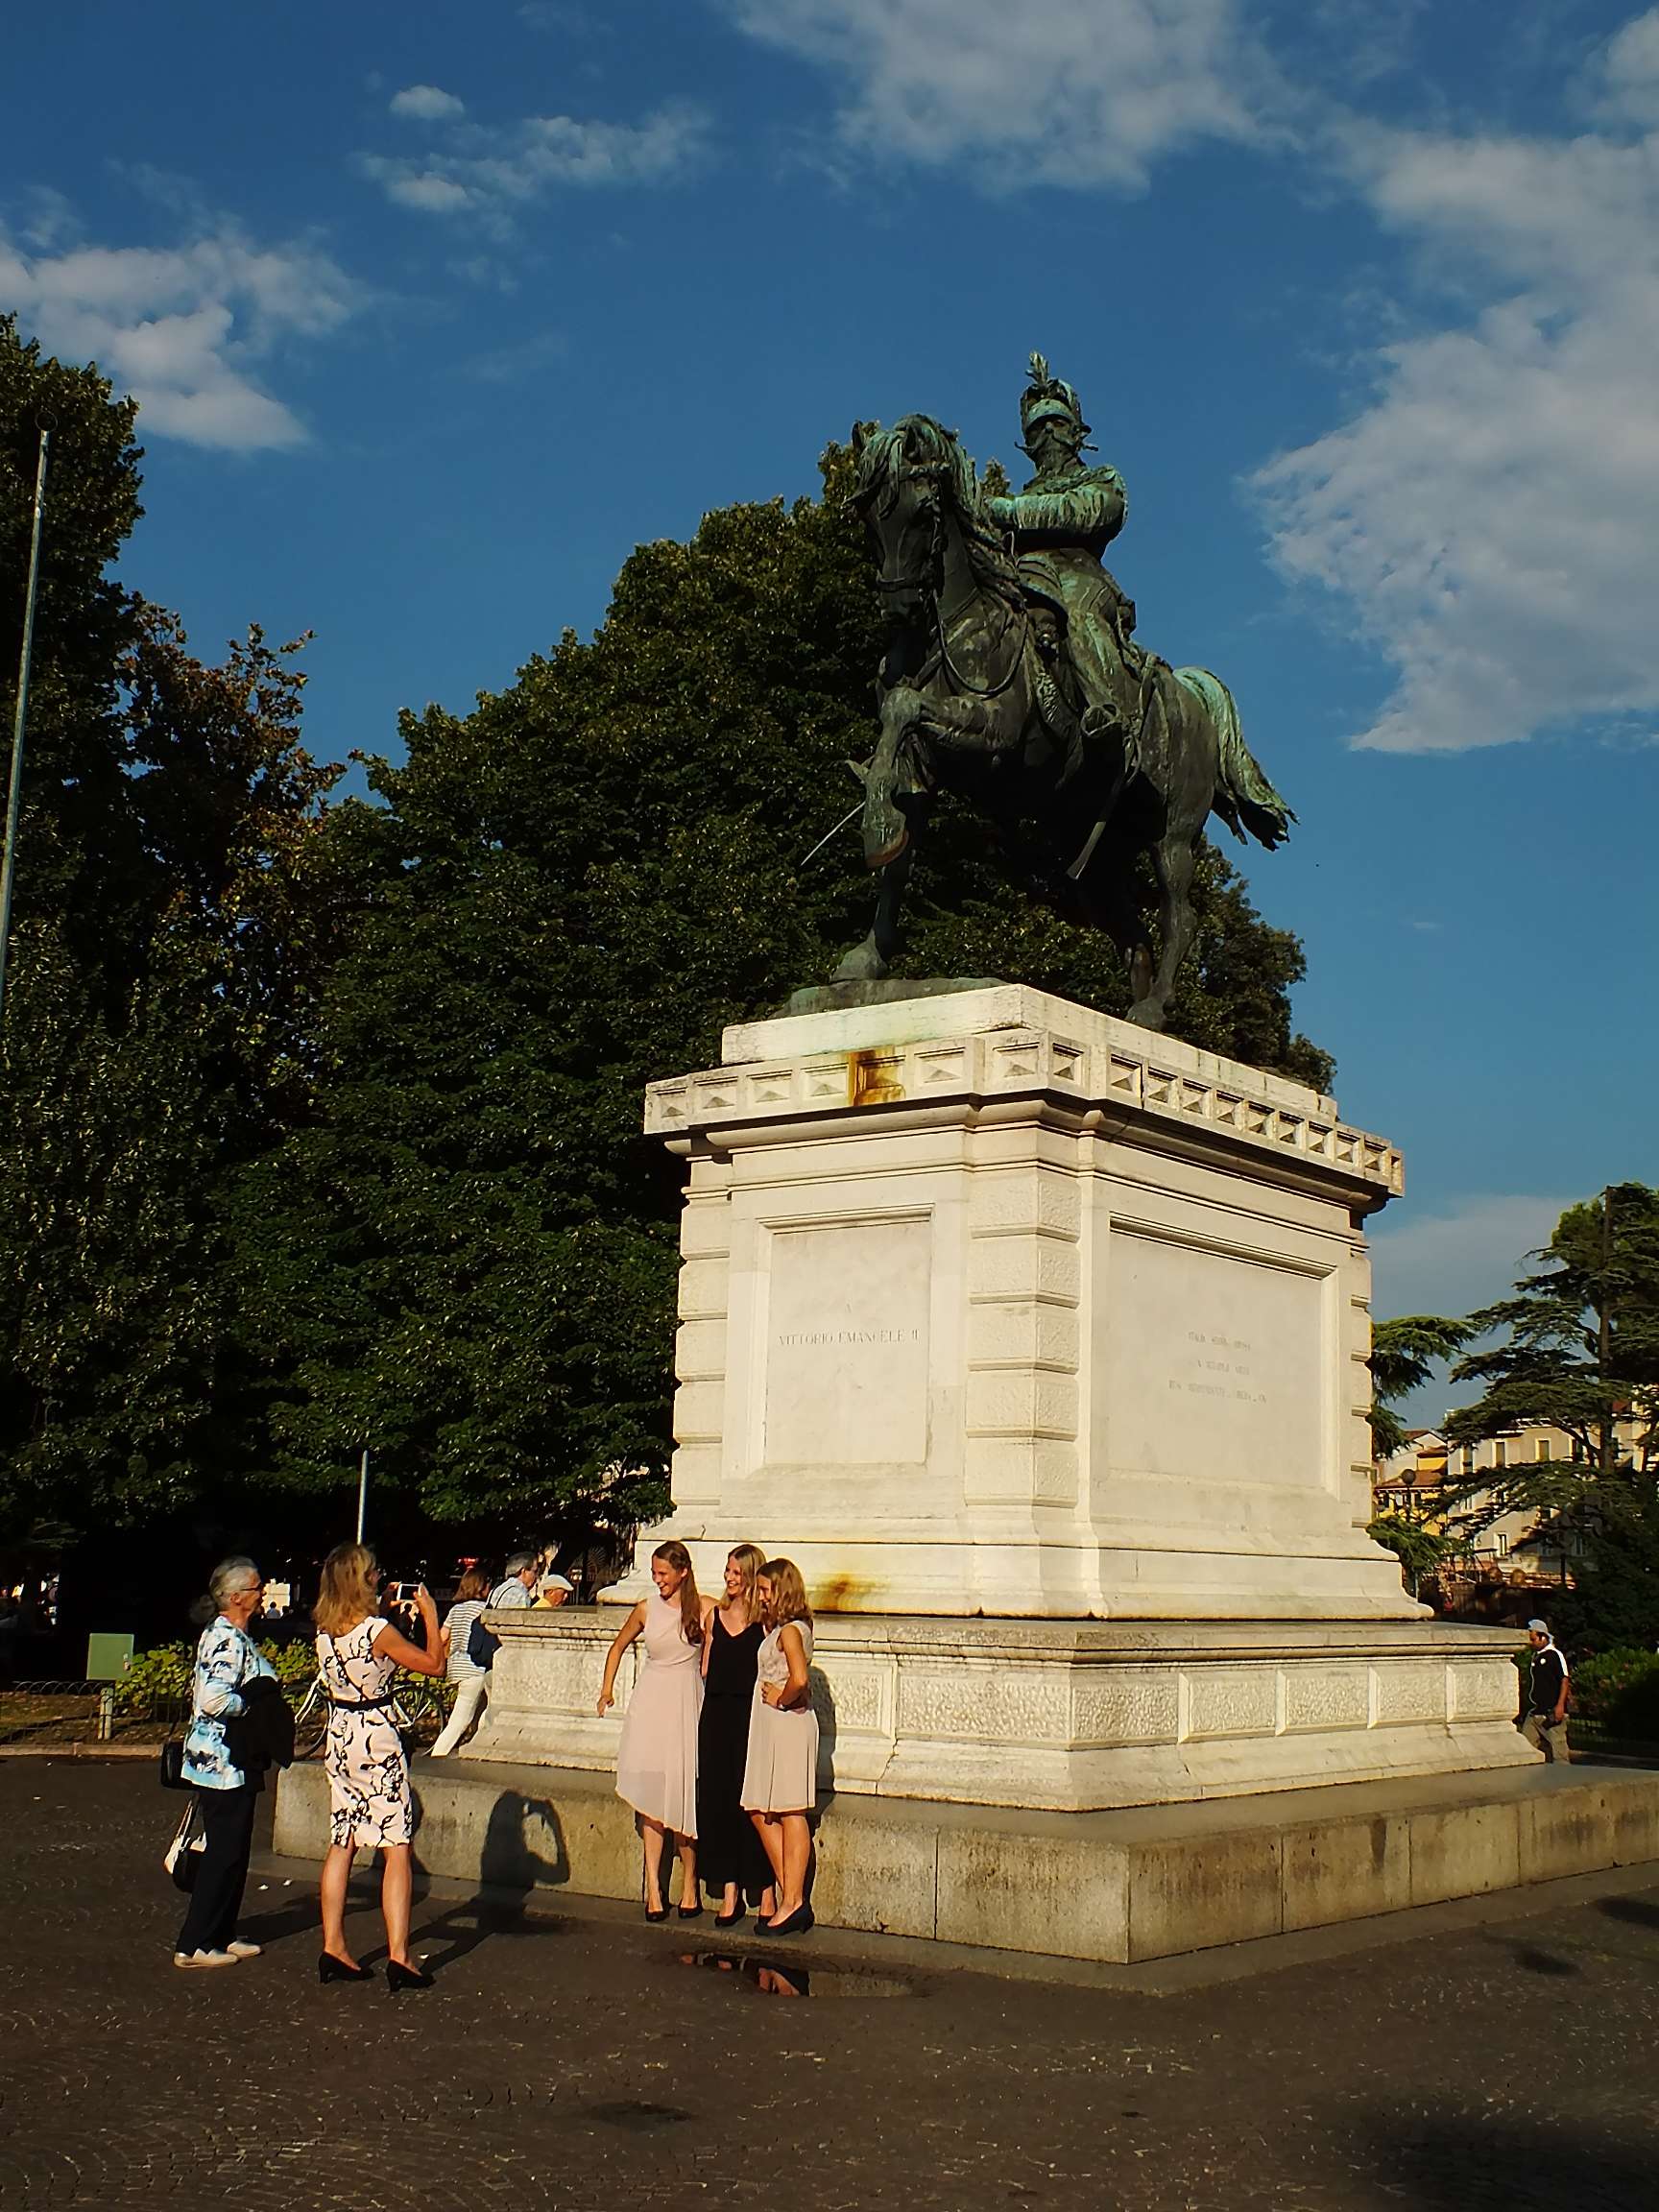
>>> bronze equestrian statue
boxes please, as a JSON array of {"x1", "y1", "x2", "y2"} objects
[{"x1": 832, "y1": 355, "x2": 1293, "y2": 1033}]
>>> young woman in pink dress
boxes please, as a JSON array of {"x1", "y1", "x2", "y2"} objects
[{"x1": 596, "y1": 1541, "x2": 713, "y2": 1920}]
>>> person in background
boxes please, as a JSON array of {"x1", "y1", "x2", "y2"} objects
[
  {"x1": 313, "y1": 1543, "x2": 445, "y2": 1990},
  {"x1": 533, "y1": 1573, "x2": 574, "y2": 1609},
  {"x1": 741, "y1": 1557, "x2": 820, "y2": 1937},
  {"x1": 429, "y1": 1566, "x2": 493, "y2": 1758},
  {"x1": 490, "y1": 1551, "x2": 540, "y2": 1609},
  {"x1": 1520, "y1": 1618, "x2": 1571, "y2": 1762},
  {"x1": 174, "y1": 1557, "x2": 274, "y2": 1971},
  {"x1": 697, "y1": 1543, "x2": 776, "y2": 1928},
  {"x1": 596, "y1": 1540, "x2": 710, "y2": 1920}
]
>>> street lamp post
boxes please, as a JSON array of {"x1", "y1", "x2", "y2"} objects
[{"x1": 0, "y1": 427, "x2": 52, "y2": 1030}]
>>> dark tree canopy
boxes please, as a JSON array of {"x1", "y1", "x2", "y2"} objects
[{"x1": 1, "y1": 345, "x2": 1336, "y2": 1559}]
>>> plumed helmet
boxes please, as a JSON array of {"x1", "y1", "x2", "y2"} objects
[{"x1": 1020, "y1": 351, "x2": 1091, "y2": 445}]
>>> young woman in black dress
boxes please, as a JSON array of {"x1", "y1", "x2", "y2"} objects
[{"x1": 696, "y1": 1543, "x2": 777, "y2": 1928}]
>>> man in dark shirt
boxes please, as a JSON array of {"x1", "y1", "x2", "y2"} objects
[{"x1": 1520, "y1": 1619, "x2": 1570, "y2": 1763}]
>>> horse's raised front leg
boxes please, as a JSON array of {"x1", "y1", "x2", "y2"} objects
[
  {"x1": 1131, "y1": 833, "x2": 1199, "y2": 1031},
  {"x1": 861, "y1": 687, "x2": 926, "y2": 869},
  {"x1": 830, "y1": 843, "x2": 915, "y2": 983}
]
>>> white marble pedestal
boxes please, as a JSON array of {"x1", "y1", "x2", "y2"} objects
[
  {"x1": 625, "y1": 981, "x2": 1415, "y2": 1622},
  {"x1": 461, "y1": 985, "x2": 1533, "y2": 1805}
]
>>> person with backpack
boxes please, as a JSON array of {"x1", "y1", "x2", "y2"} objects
[{"x1": 429, "y1": 1567, "x2": 493, "y2": 1758}]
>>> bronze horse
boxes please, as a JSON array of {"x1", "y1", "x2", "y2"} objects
[{"x1": 832, "y1": 415, "x2": 1293, "y2": 1030}]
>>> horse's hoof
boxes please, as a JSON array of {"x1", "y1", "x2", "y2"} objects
[
  {"x1": 864, "y1": 817, "x2": 910, "y2": 870},
  {"x1": 1125, "y1": 998, "x2": 1167, "y2": 1031},
  {"x1": 830, "y1": 941, "x2": 889, "y2": 983}
]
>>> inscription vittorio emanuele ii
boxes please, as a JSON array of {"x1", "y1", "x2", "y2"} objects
[{"x1": 777, "y1": 1327, "x2": 922, "y2": 1349}]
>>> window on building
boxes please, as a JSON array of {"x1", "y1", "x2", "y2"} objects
[
  {"x1": 1535, "y1": 1436, "x2": 1551, "y2": 1462},
  {"x1": 1494, "y1": 1532, "x2": 1509, "y2": 1558},
  {"x1": 1494, "y1": 1439, "x2": 1507, "y2": 1468},
  {"x1": 1461, "y1": 1444, "x2": 1475, "y2": 1476}
]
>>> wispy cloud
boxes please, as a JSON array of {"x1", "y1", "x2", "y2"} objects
[
  {"x1": 360, "y1": 102, "x2": 709, "y2": 226},
  {"x1": 722, "y1": 0, "x2": 1275, "y2": 191},
  {"x1": 1253, "y1": 13, "x2": 1659, "y2": 753},
  {"x1": 0, "y1": 213, "x2": 364, "y2": 450},
  {"x1": 390, "y1": 84, "x2": 467, "y2": 122}
]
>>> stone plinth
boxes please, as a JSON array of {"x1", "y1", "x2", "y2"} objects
[
  {"x1": 465, "y1": 1609, "x2": 1534, "y2": 1810},
  {"x1": 273, "y1": 1754, "x2": 1659, "y2": 1964},
  {"x1": 622, "y1": 982, "x2": 1412, "y2": 1623}
]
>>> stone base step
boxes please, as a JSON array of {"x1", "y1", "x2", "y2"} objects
[{"x1": 274, "y1": 1755, "x2": 1659, "y2": 1965}]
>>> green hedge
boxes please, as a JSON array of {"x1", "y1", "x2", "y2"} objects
[
  {"x1": 112, "y1": 1638, "x2": 319, "y2": 1714},
  {"x1": 1567, "y1": 1647, "x2": 1659, "y2": 1740}
]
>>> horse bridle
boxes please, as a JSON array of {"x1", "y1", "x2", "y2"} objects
[{"x1": 870, "y1": 463, "x2": 1025, "y2": 704}]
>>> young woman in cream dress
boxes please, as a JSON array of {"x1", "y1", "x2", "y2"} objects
[
  {"x1": 740, "y1": 1557, "x2": 819, "y2": 1936},
  {"x1": 597, "y1": 1541, "x2": 712, "y2": 1919}
]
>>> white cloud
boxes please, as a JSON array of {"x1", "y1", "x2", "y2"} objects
[
  {"x1": 390, "y1": 84, "x2": 467, "y2": 122},
  {"x1": 361, "y1": 103, "x2": 709, "y2": 222},
  {"x1": 1253, "y1": 17, "x2": 1659, "y2": 753},
  {"x1": 724, "y1": 0, "x2": 1273, "y2": 189},
  {"x1": 0, "y1": 220, "x2": 364, "y2": 450}
]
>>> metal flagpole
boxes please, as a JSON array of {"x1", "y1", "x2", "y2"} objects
[
  {"x1": 0, "y1": 426, "x2": 51, "y2": 1030},
  {"x1": 355, "y1": 1448, "x2": 370, "y2": 1544}
]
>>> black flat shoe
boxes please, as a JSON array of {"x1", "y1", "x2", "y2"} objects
[
  {"x1": 386, "y1": 1960, "x2": 434, "y2": 1993},
  {"x1": 763, "y1": 1907, "x2": 814, "y2": 1937},
  {"x1": 715, "y1": 1906, "x2": 746, "y2": 1929},
  {"x1": 677, "y1": 1902, "x2": 704, "y2": 1920},
  {"x1": 318, "y1": 1952, "x2": 372, "y2": 1984},
  {"x1": 644, "y1": 1904, "x2": 668, "y2": 1923}
]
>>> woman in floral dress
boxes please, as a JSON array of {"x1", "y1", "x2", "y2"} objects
[{"x1": 313, "y1": 1543, "x2": 445, "y2": 1989}]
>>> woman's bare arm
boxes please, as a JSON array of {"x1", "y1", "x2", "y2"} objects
[
  {"x1": 596, "y1": 1600, "x2": 647, "y2": 1714},
  {"x1": 762, "y1": 1623, "x2": 812, "y2": 1710}
]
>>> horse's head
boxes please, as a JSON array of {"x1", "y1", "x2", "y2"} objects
[{"x1": 851, "y1": 415, "x2": 966, "y2": 621}]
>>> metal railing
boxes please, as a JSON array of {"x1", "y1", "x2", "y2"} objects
[{"x1": 0, "y1": 1679, "x2": 191, "y2": 1749}]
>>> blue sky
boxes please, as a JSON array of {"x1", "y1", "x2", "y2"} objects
[{"x1": 5, "y1": 1, "x2": 1657, "y2": 1413}]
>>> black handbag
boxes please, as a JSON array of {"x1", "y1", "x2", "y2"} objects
[{"x1": 158, "y1": 1738, "x2": 187, "y2": 1791}]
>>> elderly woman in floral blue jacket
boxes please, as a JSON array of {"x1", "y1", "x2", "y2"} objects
[{"x1": 175, "y1": 1557, "x2": 274, "y2": 1970}]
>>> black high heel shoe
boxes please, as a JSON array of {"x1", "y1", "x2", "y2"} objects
[
  {"x1": 386, "y1": 1959, "x2": 434, "y2": 1993},
  {"x1": 644, "y1": 1902, "x2": 668, "y2": 1923},
  {"x1": 714, "y1": 1903, "x2": 746, "y2": 1929},
  {"x1": 318, "y1": 1952, "x2": 372, "y2": 1984},
  {"x1": 677, "y1": 1900, "x2": 704, "y2": 1920},
  {"x1": 761, "y1": 1906, "x2": 814, "y2": 1937}
]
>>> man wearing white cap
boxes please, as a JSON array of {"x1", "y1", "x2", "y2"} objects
[{"x1": 1520, "y1": 1620, "x2": 1571, "y2": 1762}]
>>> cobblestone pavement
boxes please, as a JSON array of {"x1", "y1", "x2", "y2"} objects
[{"x1": 5, "y1": 1763, "x2": 1657, "y2": 2212}]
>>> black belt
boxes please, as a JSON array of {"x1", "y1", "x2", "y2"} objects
[{"x1": 326, "y1": 1693, "x2": 396, "y2": 1711}]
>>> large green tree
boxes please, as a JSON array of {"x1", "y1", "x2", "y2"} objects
[
  {"x1": 1446, "y1": 1185, "x2": 1659, "y2": 1640},
  {"x1": 0, "y1": 324, "x2": 343, "y2": 1545},
  {"x1": 246, "y1": 443, "x2": 1335, "y2": 1536}
]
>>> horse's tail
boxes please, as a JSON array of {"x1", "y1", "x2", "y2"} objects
[{"x1": 1174, "y1": 665, "x2": 1295, "y2": 852}]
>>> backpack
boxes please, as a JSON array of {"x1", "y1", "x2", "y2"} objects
[{"x1": 468, "y1": 1614, "x2": 501, "y2": 1671}]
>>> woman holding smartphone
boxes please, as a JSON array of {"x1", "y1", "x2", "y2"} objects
[
  {"x1": 313, "y1": 1543, "x2": 445, "y2": 1990},
  {"x1": 741, "y1": 1557, "x2": 819, "y2": 1936}
]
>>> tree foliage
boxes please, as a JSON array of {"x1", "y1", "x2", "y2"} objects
[
  {"x1": 2, "y1": 329, "x2": 1336, "y2": 1556},
  {"x1": 0, "y1": 324, "x2": 342, "y2": 1544},
  {"x1": 1367, "y1": 1313, "x2": 1473, "y2": 1459}
]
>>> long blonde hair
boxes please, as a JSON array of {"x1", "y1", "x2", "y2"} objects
[
  {"x1": 652, "y1": 1540, "x2": 704, "y2": 1647},
  {"x1": 726, "y1": 1542, "x2": 766, "y2": 1624},
  {"x1": 313, "y1": 1542, "x2": 378, "y2": 1637},
  {"x1": 760, "y1": 1557, "x2": 811, "y2": 1629}
]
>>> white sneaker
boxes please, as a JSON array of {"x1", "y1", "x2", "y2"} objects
[
  {"x1": 174, "y1": 1948, "x2": 238, "y2": 1969},
  {"x1": 226, "y1": 1940, "x2": 262, "y2": 1960}
]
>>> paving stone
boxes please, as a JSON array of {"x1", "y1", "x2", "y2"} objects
[{"x1": 2, "y1": 1762, "x2": 1657, "y2": 2210}]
